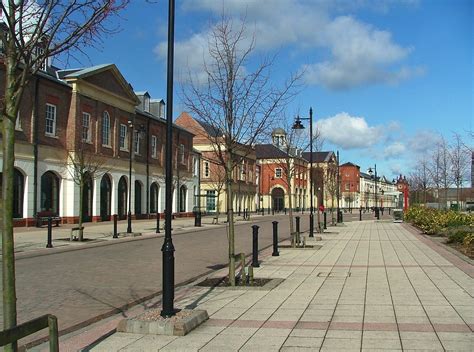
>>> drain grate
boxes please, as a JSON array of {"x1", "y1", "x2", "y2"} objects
[{"x1": 317, "y1": 271, "x2": 351, "y2": 278}]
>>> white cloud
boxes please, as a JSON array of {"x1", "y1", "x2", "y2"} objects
[
  {"x1": 407, "y1": 130, "x2": 442, "y2": 154},
  {"x1": 317, "y1": 112, "x2": 383, "y2": 149},
  {"x1": 155, "y1": 0, "x2": 421, "y2": 90},
  {"x1": 384, "y1": 142, "x2": 406, "y2": 159}
]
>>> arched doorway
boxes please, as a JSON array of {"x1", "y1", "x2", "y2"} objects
[
  {"x1": 135, "y1": 181, "x2": 142, "y2": 215},
  {"x1": 100, "y1": 174, "x2": 112, "y2": 221},
  {"x1": 150, "y1": 183, "x2": 159, "y2": 214},
  {"x1": 179, "y1": 185, "x2": 187, "y2": 213},
  {"x1": 41, "y1": 171, "x2": 60, "y2": 214},
  {"x1": 82, "y1": 172, "x2": 93, "y2": 222},
  {"x1": 272, "y1": 187, "x2": 285, "y2": 211},
  {"x1": 118, "y1": 176, "x2": 127, "y2": 219},
  {"x1": 0, "y1": 168, "x2": 25, "y2": 218}
]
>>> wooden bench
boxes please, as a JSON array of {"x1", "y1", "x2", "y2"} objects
[
  {"x1": 35, "y1": 211, "x2": 61, "y2": 227},
  {"x1": 70, "y1": 226, "x2": 84, "y2": 241}
]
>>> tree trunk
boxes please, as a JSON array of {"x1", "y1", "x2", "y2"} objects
[
  {"x1": 2, "y1": 99, "x2": 18, "y2": 352},
  {"x1": 226, "y1": 159, "x2": 236, "y2": 286},
  {"x1": 286, "y1": 176, "x2": 294, "y2": 246}
]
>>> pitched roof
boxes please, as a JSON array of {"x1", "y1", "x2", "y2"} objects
[
  {"x1": 340, "y1": 162, "x2": 359, "y2": 168},
  {"x1": 196, "y1": 119, "x2": 223, "y2": 137},
  {"x1": 302, "y1": 151, "x2": 335, "y2": 163},
  {"x1": 255, "y1": 144, "x2": 289, "y2": 159},
  {"x1": 57, "y1": 63, "x2": 113, "y2": 79}
]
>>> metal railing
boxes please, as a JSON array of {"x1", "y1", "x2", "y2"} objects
[{"x1": 0, "y1": 314, "x2": 58, "y2": 351}]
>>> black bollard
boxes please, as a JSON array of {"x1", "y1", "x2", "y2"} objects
[
  {"x1": 284, "y1": 208, "x2": 287, "y2": 215},
  {"x1": 46, "y1": 217, "x2": 53, "y2": 248},
  {"x1": 252, "y1": 225, "x2": 260, "y2": 267},
  {"x1": 324, "y1": 212, "x2": 327, "y2": 229},
  {"x1": 296, "y1": 216, "x2": 300, "y2": 234},
  {"x1": 268, "y1": 207, "x2": 270, "y2": 215},
  {"x1": 359, "y1": 208, "x2": 362, "y2": 221},
  {"x1": 272, "y1": 221, "x2": 279, "y2": 256},
  {"x1": 156, "y1": 212, "x2": 161, "y2": 232},
  {"x1": 272, "y1": 208, "x2": 275, "y2": 215},
  {"x1": 309, "y1": 213, "x2": 314, "y2": 237},
  {"x1": 113, "y1": 214, "x2": 118, "y2": 238},
  {"x1": 388, "y1": 208, "x2": 391, "y2": 215}
]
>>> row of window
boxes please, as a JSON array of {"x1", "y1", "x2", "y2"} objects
[{"x1": 42, "y1": 105, "x2": 185, "y2": 160}]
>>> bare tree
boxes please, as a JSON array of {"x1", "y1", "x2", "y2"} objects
[
  {"x1": 450, "y1": 133, "x2": 470, "y2": 208},
  {"x1": 65, "y1": 145, "x2": 110, "y2": 241},
  {"x1": 267, "y1": 118, "x2": 323, "y2": 240},
  {"x1": 437, "y1": 136, "x2": 452, "y2": 209},
  {"x1": 0, "y1": 1, "x2": 127, "y2": 347},
  {"x1": 409, "y1": 157, "x2": 431, "y2": 205},
  {"x1": 181, "y1": 17, "x2": 300, "y2": 286}
]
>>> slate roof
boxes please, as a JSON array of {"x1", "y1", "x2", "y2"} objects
[
  {"x1": 302, "y1": 151, "x2": 334, "y2": 163},
  {"x1": 255, "y1": 144, "x2": 290, "y2": 159},
  {"x1": 196, "y1": 119, "x2": 223, "y2": 137},
  {"x1": 57, "y1": 63, "x2": 113, "y2": 79}
]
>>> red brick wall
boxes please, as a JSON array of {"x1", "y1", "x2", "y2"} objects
[{"x1": 340, "y1": 165, "x2": 360, "y2": 192}]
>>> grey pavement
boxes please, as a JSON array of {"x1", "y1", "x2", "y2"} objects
[
  {"x1": 4, "y1": 214, "x2": 305, "y2": 347},
  {"x1": 70, "y1": 220, "x2": 473, "y2": 352}
]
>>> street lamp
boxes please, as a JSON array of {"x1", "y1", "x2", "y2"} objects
[
  {"x1": 238, "y1": 163, "x2": 246, "y2": 216},
  {"x1": 127, "y1": 121, "x2": 146, "y2": 234},
  {"x1": 367, "y1": 165, "x2": 379, "y2": 220},
  {"x1": 293, "y1": 108, "x2": 314, "y2": 237},
  {"x1": 161, "y1": 0, "x2": 176, "y2": 318}
]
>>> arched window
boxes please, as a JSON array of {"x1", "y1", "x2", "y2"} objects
[
  {"x1": 0, "y1": 169, "x2": 24, "y2": 218},
  {"x1": 41, "y1": 171, "x2": 60, "y2": 214},
  {"x1": 82, "y1": 172, "x2": 93, "y2": 222},
  {"x1": 135, "y1": 181, "x2": 142, "y2": 215},
  {"x1": 179, "y1": 185, "x2": 187, "y2": 213},
  {"x1": 102, "y1": 111, "x2": 111, "y2": 146},
  {"x1": 100, "y1": 174, "x2": 112, "y2": 221},
  {"x1": 118, "y1": 176, "x2": 127, "y2": 219},
  {"x1": 150, "y1": 183, "x2": 159, "y2": 214}
]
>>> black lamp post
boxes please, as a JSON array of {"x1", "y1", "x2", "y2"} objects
[
  {"x1": 293, "y1": 108, "x2": 314, "y2": 237},
  {"x1": 161, "y1": 0, "x2": 176, "y2": 318},
  {"x1": 238, "y1": 164, "x2": 246, "y2": 216},
  {"x1": 368, "y1": 165, "x2": 379, "y2": 220},
  {"x1": 127, "y1": 120, "x2": 134, "y2": 233},
  {"x1": 127, "y1": 121, "x2": 146, "y2": 234}
]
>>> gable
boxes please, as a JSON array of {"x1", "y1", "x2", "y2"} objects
[{"x1": 84, "y1": 70, "x2": 131, "y2": 100}]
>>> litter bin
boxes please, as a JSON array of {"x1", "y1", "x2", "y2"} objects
[
  {"x1": 337, "y1": 210, "x2": 343, "y2": 223},
  {"x1": 393, "y1": 209, "x2": 403, "y2": 222}
]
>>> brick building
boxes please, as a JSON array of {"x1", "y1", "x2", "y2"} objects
[
  {"x1": 256, "y1": 128, "x2": 309, "y2": 211},
  {"x1": 175, "y1": 112, "x2": 257, "y2": 214},
  {"x1": 339, "y1": 162, "x2": 360, "y2": 209},
  {"x1": 0, "y1": 63, "x2": 198, "y2": 226}
]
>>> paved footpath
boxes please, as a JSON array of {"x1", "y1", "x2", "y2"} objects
[{"x1": 37, "y1": 220, "x2": 473, "y2": 351}]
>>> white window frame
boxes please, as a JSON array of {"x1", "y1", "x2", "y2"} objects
[
  {"x1": 45, "y1": 103, "x2": 57, "y2": 137},
  {"x1": 119, "y1": 124, "x2": 128, "y2": 151},
  {"x1": 82, "y1": 112, "x2": 91, "y2": 142},
  {"x1": 275, "y1": 168, "x2": 282, "y2": 178},
  {"x1": 151, "y1": 135, "x2": 157, "y2": 158},
  {"x1": 203, "y1": 161, "x2": 210, "y2": 178},
  {"x1": 134, "y1": 130, "x2": 141, "y2": 155},
  {"x1": 193, "y1": 157, "x2": 198, "y2": 177},
  {"x1": 102, "y1": 111, "x2": 111, "y2": 147}
]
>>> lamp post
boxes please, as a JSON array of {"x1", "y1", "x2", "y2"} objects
[
  {"x1": 238, "y1": 164, "x2": 246, "y2": 216},
  {"x1": 293, "y1": 108, "x2": 314, "y2": 237},
  {"x1": 368, "y1": 165, "x2": 379, "y2": 220},
  {"x1": 127, "y1": 121, "x2": 145, "y2": 234},
  {"x1": 336, "y1": 150, "x2": 341, "y2": 223},
  {"x1": 127, "y1": 120, "x2": 134, "y2": 233},
  {"x1": 161, "y1": 0, "x2": 176, "y2": 318}
]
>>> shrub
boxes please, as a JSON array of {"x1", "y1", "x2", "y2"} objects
[
  {"x1": 405, "y1": 206, "x2": 474, "y2": 236},
  {"x1": 447, "y1": 231, "x2": 469, "y2": 244}
]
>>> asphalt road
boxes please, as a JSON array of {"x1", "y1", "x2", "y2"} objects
[{"x1": 1, "y1": 214, "x2": 308, "y2": 345}]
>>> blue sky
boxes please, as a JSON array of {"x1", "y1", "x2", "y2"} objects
[{"x1": 66, "y1": 0, "x2": 472, "y2": 179}]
